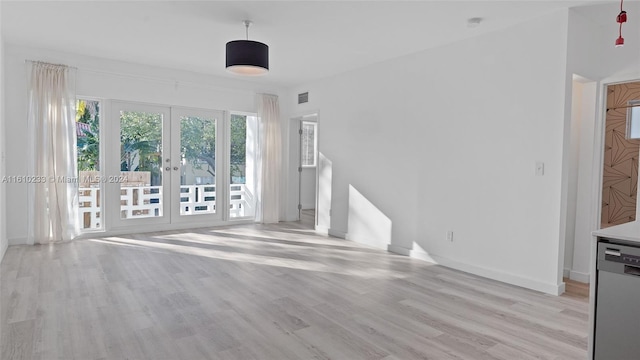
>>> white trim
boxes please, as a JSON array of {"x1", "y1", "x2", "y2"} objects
[
  {"x1": 430, "y1": 254, "x2": 565, "y2": 295},
  {"x1": 590, "y1": 75, "x2": 640, "y2": 236},
  {"x1": 315, "y1": 225, "x2": 329, "y2": 235},
  {"x1": 0, "y1": 242, "x2": 6, "y2": 264},
  {"x1": 387, "y1": 244, "x2": 411, "y2": 256},
  {"x1": 76, "y1": 219, "x2": 254, "y2": 240},
  {"x1": 328, "y1": 228, "x2": 346, "y2": 239},
  {"x1": 590, "y1": 80, "x2": 606, "y2": 234},
  {"x1": 387, "y1": 244, "x2": 564, "y2": 295},
  {"x1": 409, "y1": 247, "x2": 438, "y2": 264},
  {"x1": 563, "y1": 267, "x2": 571, "y2": 278},
  {"x1": 569, "y1": 269, "x2": 590, "y2": 283}
]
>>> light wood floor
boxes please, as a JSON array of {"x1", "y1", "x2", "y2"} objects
[{"x1": 1, "y1": 219, "x2": 588, "y2": 359}]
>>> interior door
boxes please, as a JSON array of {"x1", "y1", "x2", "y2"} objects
[
  {"x1": 170, "y1": 107, "x2": 225, "y2": 224},
  {"x1": 111, "y1": 101, "x2": 171, "y2": 227}
]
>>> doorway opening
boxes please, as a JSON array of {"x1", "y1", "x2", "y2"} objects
[
  {"x1": 600, "y1": 81, "x2": 640, "y2": 228},
  {"x1": 289, "y1": 114, "x2": 318, "y2": 229}
]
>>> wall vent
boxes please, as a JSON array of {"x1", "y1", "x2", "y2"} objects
[{"x1": 298, "y1": 92, "x2": 309, "y2": 104}]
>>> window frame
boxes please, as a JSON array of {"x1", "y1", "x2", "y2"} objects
[
  {"x1": 76, "y1": 97, "x2": 105, "y2": 233},
  {"x1": 301, "y1": 121, "x2": 317, "y2": 168},
  {"x1": 626, "y1": 100, "x2": 640, "y2": 139}
]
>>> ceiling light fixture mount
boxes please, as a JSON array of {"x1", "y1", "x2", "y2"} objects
[{"x1": 226, "y1": 20, "x2": 269, "y2": 75}]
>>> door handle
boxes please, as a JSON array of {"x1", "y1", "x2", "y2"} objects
[
  {"x1": 624, "y1": 265, "x2": 640, "y2": 276},
  {"x1": 605, "y1": 248, "x2": 621, "y2": 257}
]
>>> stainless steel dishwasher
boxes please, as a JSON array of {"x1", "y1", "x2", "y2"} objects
[{"x1": 594, "y1": 240, "x2": 640, "y2": 359}]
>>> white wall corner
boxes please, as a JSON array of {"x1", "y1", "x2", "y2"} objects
[
  {"x1": 328, "y1": 228, "x2": 346, "y2": 239},
  {"x1": 315, "y1": 225, "x2": 329, "y2": 236},
  {"x1": 569, "y1": 269, "x2": 590, "y2": 283},
  {"x1": 563, "y1": 267, "x2": 571, "y2": 278},
  {"x1": 387, "y1": 244, "x2": 411, "y2": 256},
  {"x1": 0, "y1": 244, "x2": 6, "y2": 264}
]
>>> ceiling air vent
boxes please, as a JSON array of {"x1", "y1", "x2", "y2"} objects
[{"x1": 298, "y1": 92, "x2": 309, "y2": 104}]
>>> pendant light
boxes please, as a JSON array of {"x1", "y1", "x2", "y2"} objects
[
  {"x1": 615, "y1": 0, "x2": 627, "y2": 47},
  {"x1": 226, "y1": 20, "x2": 269, "y2": 75}
]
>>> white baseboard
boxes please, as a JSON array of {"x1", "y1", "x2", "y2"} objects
[
  {"x1": 409, "y1": 247, "x2": 438, "y2": 264},
  {"x1": 569, "y1": 270, "x2": 590, "y2": 284},
  {"x1": 0, "y1": 240, "x2": 7, "y2": 264},
  {"x1": 328, "y1": 228, "x2": 346, "y2": 239},
  {"x1": 387, "y1": 244, "x2": 411, "y2": 256},
  {"x1": 388, "y1": 243, "x2": 564, "y2": 295},
  {"x1": 315, "y1": 226, "x2": 329, "y2": 235}
]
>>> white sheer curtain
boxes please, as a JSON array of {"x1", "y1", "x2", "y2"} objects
[
  {"x1": 27, "y1": 61, "x2": 79, "y2": 244},
  {"x1": 255, "y1": 93, "x2": 282, "y2": 223}
]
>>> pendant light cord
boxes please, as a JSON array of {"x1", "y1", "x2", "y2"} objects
[{"x1": 244, "y1": 20, "x2": 251, "y2": 40}]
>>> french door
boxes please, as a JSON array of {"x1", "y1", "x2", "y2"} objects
[
  {"x1": 170, "y1": 107, "x2": 225, "y2": 224},
  {"x1": 109, "y1": 101, "x2": 226, "y2": 229}
]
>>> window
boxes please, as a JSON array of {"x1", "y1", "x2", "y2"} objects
[
  {"x1": 76, "y1": 99, "x2": 102, "y2": 230},
  {"x1": 229, "y1": 113, "x2": 258, "y2": 218},
  {"x1": 627, "y1": 100, "x2": 640, "y2": 139},
  {"x1": 301, "y1": 121, "x2": 317, "y2": 167}
]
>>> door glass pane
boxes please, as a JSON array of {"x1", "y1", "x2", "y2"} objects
[
  {"x1": 120, "y1": 111, "x2": 163, "y2": 219},
  {"x1": 77, "y1": 99, "x2": 102, "y2": 230},
  {"x1": 179, "y1": 116, "x2": 217, "y2": 215},
  {"x1": 230, "y1": 114, "x2": 256, "y2": 218},
  {"x1": 301, "y1": 121, "x2": 317, "y2": 167}
]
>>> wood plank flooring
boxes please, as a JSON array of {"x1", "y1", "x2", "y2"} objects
[
  {"x1": 1, "y1": 219, "x2": 588, "y2": 359},
  {"x1": 563, "y1": 278, "x2": 589, "y2": 298}
]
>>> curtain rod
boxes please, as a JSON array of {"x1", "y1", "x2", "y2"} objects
[
  {"x1": 24, "y1": 59, "x2": 78, "y2": 70},
  {"x1": 23, "y1": 59, "x2": 272, "y2": 93}
]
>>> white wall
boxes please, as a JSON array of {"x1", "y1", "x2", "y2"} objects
[
  {"x1": 287, "y1": 10, "x2": 571, "y2": 294},
  {"x1": 0, "y1": 1, "x2": 8, "y2": 262},
  {"x1": 4, "y1": 44, "x2": 286, "y2": 245},
  {"x1": 569, "y1": 80, "x2": 598, "y2": 283},
  {"x1": 563, "y1": 79, "x2": 582, "y2": 275}
]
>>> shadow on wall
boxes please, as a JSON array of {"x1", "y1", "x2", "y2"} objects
[{"x1": 346, "y1": 184, "x2": 392, "y2": 250}]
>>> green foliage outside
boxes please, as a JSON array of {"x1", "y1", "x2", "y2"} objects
[
  {"x1": 119, "y1": 111, "x2": 163, "y2": 184},
  {"x1": 229, "y1": 114, "x2": 247, "y2": 181},
  {"x1": 76, "y1": 100, "x2": 100, "y2": 171},
  {"x1": 180, "y1": 116, "x2": 216, "y2": 178},
  {"x1": 76, "y1": 101, "x2": 248, "y2": 184}
]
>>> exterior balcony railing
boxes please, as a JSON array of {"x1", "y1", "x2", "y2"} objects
[{"x1": 78, "y1": 183, "x2": 253, "y2": 229}]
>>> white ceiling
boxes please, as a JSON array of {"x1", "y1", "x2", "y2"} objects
[{"x1": 1, "y1": 1, "x2": 616, "y2": 87}]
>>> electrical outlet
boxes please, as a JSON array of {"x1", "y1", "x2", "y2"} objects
[{"x1": 447, "y1": 231, "x2": 454, "y2": 242}]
